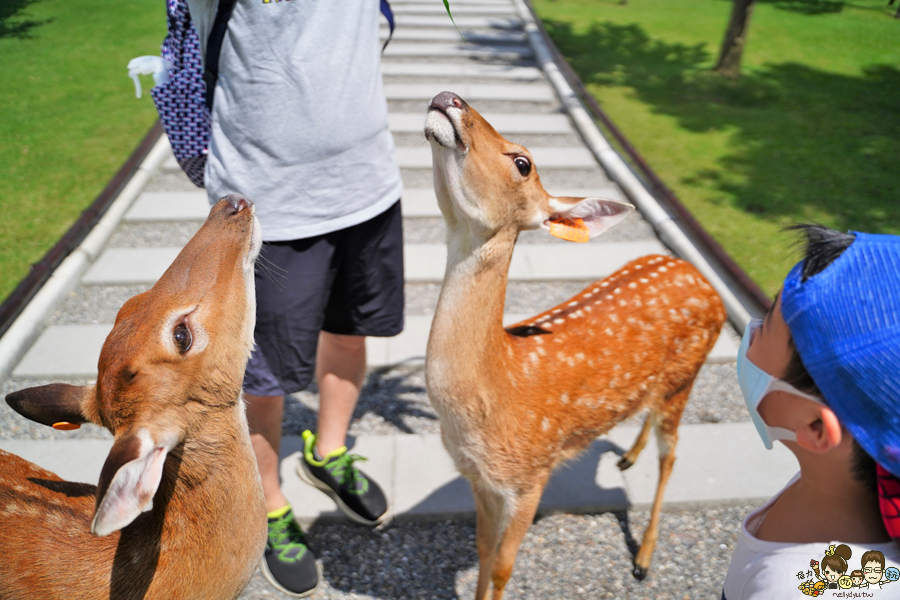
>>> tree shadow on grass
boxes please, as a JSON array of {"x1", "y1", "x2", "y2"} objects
[
  {"x1": 0, "y1": 0, "x2": 52, "y2": 39},
  {"x1": 544, "y1": 19, "x2": 900, "y2": 236}
]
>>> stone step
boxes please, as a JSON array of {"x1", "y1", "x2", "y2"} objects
[
  {"x1": 389, "y1": 15, "x2": 521, "y2": 29},
  {"x1": 382, "y1": 42, "x2": 531, "y2": 59},
  {"x1": 381, "y1": 62, "x2": 540, "y2": 80},
  {"x1": 391, "y1": 4, "x2": 516, "y2": 15},
  {"x1": 389, "y1": 112, "x2": 572, "y2": 134},
  {"x1": 396, "y1": 146, "x2": 597, "y2": 170},
  {"x1": 126, "y1": 187, "x2": 627, "y2": 223},
  {"x1": 162, "y1": 146, "x2": 596, "y2": 174},
  {"x1": 384, "y1": 83, "x2": 554, "y2": 102},
  {"x1": 79, "y1": 240, "x2": 664, "y2": 286},
  {"x1": 0, "y1": 422, "x2": 797, "y2": 522},
  {"x1": 391, "y1": 0, "x2": 513, "y2": 5},
  {"x1": 380, "y1": 28, "x2": 526, "y2": 43}
]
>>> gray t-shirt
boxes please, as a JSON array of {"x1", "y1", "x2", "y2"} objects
[{"x1": 187, "y1": 0, "x2": 403, "y2": 240}]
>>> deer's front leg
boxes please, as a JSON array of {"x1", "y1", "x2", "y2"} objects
[{"x1": 472, "y1": 480, "x2": 507, "y2": 600}]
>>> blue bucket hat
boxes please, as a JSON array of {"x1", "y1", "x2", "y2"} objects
[{"x1": 781, "y1": 232, "x2": 900, "y2": 478}]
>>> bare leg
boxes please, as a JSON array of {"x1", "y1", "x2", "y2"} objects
[
  {"x1": 315, "y1": 332, "x2": 367, "y2": 455},
  {"x1": 473, "y1": 482, "x2": 507, "y2": 600},
  {"x1": 245, "y1": 393, "x2": 289, "y2": 513}
]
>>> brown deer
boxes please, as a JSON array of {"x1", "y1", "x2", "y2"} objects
[
  {"x1": 424, "y1": 91, "x2": 726, "y2": 599},
  {"x1": 0, "y1": 194, "x2": 267, "y2": 599}
]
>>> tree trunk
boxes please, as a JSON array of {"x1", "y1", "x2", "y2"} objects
[{"x1": 715, "y1": 0, "x2": 757, "y2": 78}]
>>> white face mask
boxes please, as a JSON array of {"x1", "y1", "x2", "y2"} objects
[{"x1": 736, "y1": 318, "x2": 824, "y2": 449}]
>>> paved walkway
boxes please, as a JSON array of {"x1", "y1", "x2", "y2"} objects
[{"x1": 0, "y1": 0, "x2": 789, "y2": 597}]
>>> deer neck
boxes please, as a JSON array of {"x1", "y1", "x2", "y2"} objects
[
  {"x1": 133, "y1": 399, "x2": 264, "y2": 592},
  {"x1": 428, "y1": 224, "x2": 517, "y2": 392}
]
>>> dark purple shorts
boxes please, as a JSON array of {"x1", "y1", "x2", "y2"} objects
[{"x1": 243, "y1": 201, "x2": 404, "y2": 396}]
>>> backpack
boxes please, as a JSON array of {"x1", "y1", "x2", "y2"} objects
[{"x1": 150, "y1": 0, "x2": 395, "y2": 188}]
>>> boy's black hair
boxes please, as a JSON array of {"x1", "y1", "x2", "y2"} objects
[{"x1": 781, "y1": 224, "x2": 876, "y2": 491}]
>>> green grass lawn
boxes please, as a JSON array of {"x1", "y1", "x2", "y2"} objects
[
  {"x1": 532, "y1": 0, "x2": 900, "y2": 296},
  {"x1": 0, "y1": 0, "x2": 165, "y2": 303}
]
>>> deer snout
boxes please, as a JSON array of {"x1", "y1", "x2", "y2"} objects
[
  {"x1": 223, "y1": 194, "x2": 254, "y2": 216},
  {"x1": 429, "y1": 91, "x2": 468, "y2": 113}
]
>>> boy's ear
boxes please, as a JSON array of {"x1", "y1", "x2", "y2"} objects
[{"x1": 794, "y1": 404, "x2": 843, "y2": 453}]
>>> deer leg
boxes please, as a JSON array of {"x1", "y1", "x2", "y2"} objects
[
  {"x1": 489, "y1": 483, "x2": 545, "y2": 600},
  {"x1": 632, "y1": 384, "x2": 691, "y2": 580},
  {"x1": 472, "y1": 481, "x2": 507, "y2": 600},
  {"x1": 617, "y1": 413, "x2": 653, "y2": 471}
]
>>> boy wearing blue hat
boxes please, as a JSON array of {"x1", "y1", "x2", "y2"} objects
[{"x1": 722, "y1": 225, "x2": 900, "y2": 599}]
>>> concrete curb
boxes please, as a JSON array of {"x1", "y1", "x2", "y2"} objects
[
  {"x1": 0, "y1": 136, "x2": 172, "y2": 383},
  {"x1": 511, "y1": 0, "x2": 755, "y2": 333}
]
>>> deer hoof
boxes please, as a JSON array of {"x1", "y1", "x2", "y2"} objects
[
  {"x1": 632, "y1": 564, "x2": 648, "y2": 580},
  {"x1": 617, "y1": 456, "x2": 634, "y2": 471}
]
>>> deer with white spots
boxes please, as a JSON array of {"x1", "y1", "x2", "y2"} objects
[
  {"x1": 424, "y1": 92, "x2": 726, "y2": 599},
  {"x1": 0, "y1": 195, "x2": 267, "y2": 599}
]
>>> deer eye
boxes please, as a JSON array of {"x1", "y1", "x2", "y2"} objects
[
  {"x1": 173, "y1": 324, "x2": 192, "y2": 353},
  {"x1": 514, "y1": 156, "x2": 531, "y2": 176}
]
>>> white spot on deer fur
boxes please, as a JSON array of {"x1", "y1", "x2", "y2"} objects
[
  {"x1": 666, "y1": 261, "x2": 676, "y2": 267},
  {"x1": 659, "y1": 266, "x2": 668, "y2": 273},
  {"x1": 542, "y1": 417, "x2": 550, "y2": 432},
  {"x1": 599, "y1": 283, "x2": 608, "y2": 288},
  {"x1": 560, "y1": 393, "x2": 570, "y2": 404},
  {"x1": 535, "y1": 337, "x2": 544, "y2": 344},
  {"x1": 640, "y1": 278, "x2": 649, "y2": 284},
  {"x1": 529, "y1": 352, "x2": 539, "y2": 364},
  {"x1": 554, "y1": 318, "x2": 564, "y2": 324},
  {"x1": 650, "y1": 272, "x2": 659, "y2": 278},
  {"x1": 635, "y1": 264, "x2": 643, "y2": 270},
  {"x1": 605, "y1": 294, "x2": 613, "y2": 301},
  {"x1": 575, "y1": 352, "x2": 585, "y2": 362},
  {"x1": 584, "y1": 305, "x2": 592, "y2": 312},
  {"x1": 621, "y1": 270, "x2": 629, "y2": 275},
  {"x1": 619, "y1": 300, "x2": 627, "y2": 307},
  {"x1": 552, "y1": 308, "x2": 562, "y2": 314},
  {"x1": 628, "y1": 282, "x2": 637, "y2": 289},
  {"x1": 568, "y1": 301, "x2": 578, "y2": 307},
  {"x1": 537, "y1": 346, "x2": 546, "y2": 356},
  {"x1": 584, "y1": 293, "x2": 593, "y2": 299},
  {"x1": 614, "y1": 288, "x2": 622, "y2": 295}
]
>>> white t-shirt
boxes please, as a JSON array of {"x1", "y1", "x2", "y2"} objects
[
  {"x1": 187, "y1": 0, "x2": 403, "y2": 241},
  {"x1": 723, "y1": 473, "x2": 900, "y2": 599}
]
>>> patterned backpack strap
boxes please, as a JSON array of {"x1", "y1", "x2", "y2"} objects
[{"x1": 877, "y1": 463, "x2": 900, "y2": 541}]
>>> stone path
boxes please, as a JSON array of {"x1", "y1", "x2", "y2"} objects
[{"x1": 0, "y1": 0, "x2": 790, "y2": 598}]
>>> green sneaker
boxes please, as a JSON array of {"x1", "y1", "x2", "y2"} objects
[
  {"x1": 260, "y1": 506, "x2": 320, "y2": 597},
  {"x1": 297, "y1": 430, "x2": 390, "y2": 525}
]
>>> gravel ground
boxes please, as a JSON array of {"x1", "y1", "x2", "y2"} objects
[{"x1": 237, "y1": 504, "x2": 752, "y2": 599}]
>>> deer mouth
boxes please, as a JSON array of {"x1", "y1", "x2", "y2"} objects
[{"x1": 425, "y1": 106, "x2": 467, "y2": 153}]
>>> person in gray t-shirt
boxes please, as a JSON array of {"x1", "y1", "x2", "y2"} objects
[{"x1": 188, "y1": 0, "x2": 404, "y2": 595}]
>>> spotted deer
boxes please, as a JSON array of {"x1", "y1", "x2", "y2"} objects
[
  {"x1": 424, "y1": 91, "x2": 726, "y2": 599},
  {"x1": 0, "y1": 195, "x2": 267, "y2": 599}
]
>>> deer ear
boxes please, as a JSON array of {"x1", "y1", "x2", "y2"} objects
[
  {"x1": 541, "y1": 197, "x2": 634, "y2": 238},
  {"x1": 5, "y1": 383, "x2": 93, "y2": 428},
  {"x1": 91, "y1": 429, "x2": 179, "y2": 536}
]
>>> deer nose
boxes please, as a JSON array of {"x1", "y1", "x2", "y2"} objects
[
  {"x1": 222, "y1": 194, "x2": 253, "y2": 216},
  {"x1": 429, "y1": 91, "x2": 468, "y2": 112}
]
